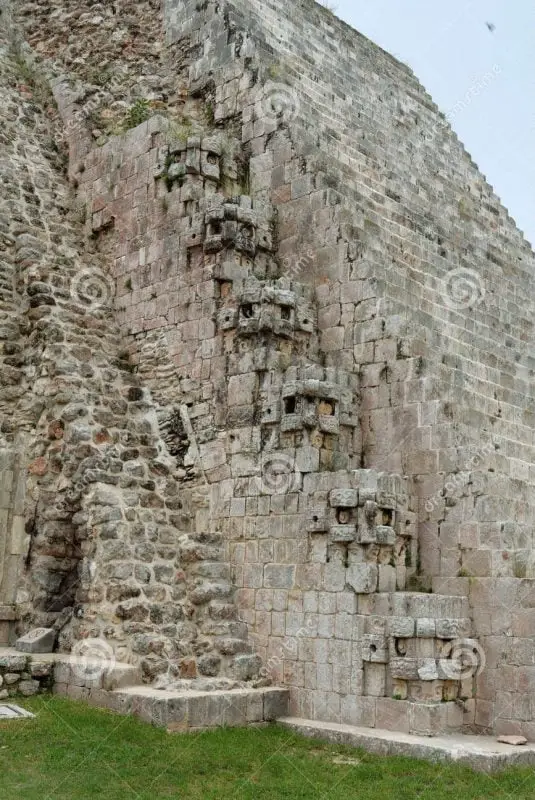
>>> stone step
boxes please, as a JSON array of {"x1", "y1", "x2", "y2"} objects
[
  {"x1": 277, "y1": 717, "x2": 535, "y2": 774},
  {"x1": 61, "y1": 684, "x2": 289, "y2": 731},
  {"x1": 52, "y1": 656, "x2": 142, "y2": 692}
]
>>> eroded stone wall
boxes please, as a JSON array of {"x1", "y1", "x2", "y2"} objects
[{"x1": 0, "y1": 0, "x2": 260, "y2": 685}]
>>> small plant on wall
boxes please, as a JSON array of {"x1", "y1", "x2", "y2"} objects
[{"x1": 123, "y1": 99, "x2": 151, "y2": 130}]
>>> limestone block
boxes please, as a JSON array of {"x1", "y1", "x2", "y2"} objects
[
  {"x1": 0, "y1": 654, "x2": 27, "y2": 671},
  {"x1": 18, "y1": 680, "x2": 40, "y2": 697},
  {"x1": 16, "y1": 628, "x2": 56, "y2": 654},
  {"x1": 417, "y1": 658, "x2": 439, "y2": 681},
  {"x1": 306, "y1": 508, "x2": 328, "y2": 533},
  {"x1": 295, "y1": 447, "x2": 320, "y2": 473},
  {"x1": 217, "y1": 308, "x2": 238, "y2": 330},
  {"x1": 261, "y1": 400, "x2": 281, "y2": 424},
  {"x1": 318, "y1": 415, "x2": 339, "y2": 435},
  {"x1": 435, "y1": 618, "x2": 471, "y2": 639},
  {"x1": 228, "y1": 373, "x2": 256, "y2": 406},
  {"x1": 364, "y1": 663, "x2": 386, "y2": 697},
  {"x1": 329, "y1": 525, "x2": 356, "y2": 543},
  {"x1": 329, "y1": 488, "x2": 359, "y2": 508},
  {"x1": 376, "y1": 697, "x2": 410, "y2": 732},
  {"x1": 390, "y1": 657, "x2": 419, "y2": 680},
  {"x1": 409, "y1": 701, "x2": 463, "y2": 736},
  {"x1": 340, "y1": 696, "x2": 377, "y2": 727},
  {"x1": 346, "y1": 564, "x2": 378, "y2": 594},
  {"x1": 390, "y1": 617, "x2": 415, "y2": 638},
  {"x1": 361, "y1": 634, "x2": 388, "y2": 663},
  {"x1": 416, "y1": 619, "x2": 436, "y2": 638},
  {"x1": 375, "y1": 526, "x2": 396, "y2": 545},
  {"x1": 263, "y1": 688, "x2": 290, "y2": 719},
  {"x1": 378, "y1": 566, "x2": 396, "y2": 592}
]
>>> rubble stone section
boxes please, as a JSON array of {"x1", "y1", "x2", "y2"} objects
[
  {"x1": 1, "y1": 0, "x2": 534, "y2": 743},
  {"x1": 0, "y1": 1, "x2": 260, "y2": 686},
  {"x1": 0, "y1": 652, "x2": 53, "y2": 698}
]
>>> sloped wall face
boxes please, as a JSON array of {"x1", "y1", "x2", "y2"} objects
[{"x1": 161, "y1": 0, "x2": 535, "y2": 734}]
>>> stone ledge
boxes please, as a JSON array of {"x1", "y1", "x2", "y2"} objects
[
  {"x1": 277, "y1": 717, "x2": 535, "y2": 773},
  {"x1": 54, "y1": 683, "x2": 289, "y2": 731}
]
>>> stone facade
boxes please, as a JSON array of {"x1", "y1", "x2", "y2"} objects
[{"x1": 0, "y1": 0, "x2": 534, "y2": 740}]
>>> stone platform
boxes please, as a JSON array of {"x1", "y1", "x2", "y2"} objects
[
  {"x1": 0, "y1": 648, "x2": 288, "y2": 731},
  {"x1": 278, "y1": 717, "x2": 535, "y2": 774}
]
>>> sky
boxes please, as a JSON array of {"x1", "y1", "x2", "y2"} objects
[{"x1": 333, "y1": 0, "x2": 535, "y2": 247}]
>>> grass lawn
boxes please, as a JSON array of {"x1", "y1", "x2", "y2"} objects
[{"x1": 0, "y1": 696, "x2": 534, "y2": 799}]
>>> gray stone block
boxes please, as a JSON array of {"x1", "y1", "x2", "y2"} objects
[
  {"x1": 16, "y1": 628, "x2": 56, "y2": 654},
  {"x1": 346, "y1": 564, "x2": 378, "y2": 594}
]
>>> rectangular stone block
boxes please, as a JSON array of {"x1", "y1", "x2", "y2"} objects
[
  {"x1": 16, "y1": 628, "x2": 55, "y2": 654},
  {"x1": 408, "y1": 701, "x2": 463, "y2": 736},
  {"x1": 341, "y1": 696, "x2": 376, "y2": 727},
  {"x1": 295, "y1": 447, "x2": 320, "y2": 473},
  {"x1": 390, "y1": 657, "x2": 419, "y2": 680},
  {"x1": 329, "y1": 524, "x2": 356, "y2": 543},
  {"x1": 329, "y1": 488, "x2": 358, "y2": 508},
  {"x1": 416, "y1": 618, "x2": 436, "y2": 638},
  {"x1": 306, "y1": 509, "x2": 328, "y2": 532},
  {"x1": 435, "y1": 618, "x2": 471, "y2": 639},
  {"x1": 361, "y1": 634, "x2": 388, "y2": 663},
  {"x1": 390, "y1": 617, "x2": 415, "y2": 638},
  {"x1": 346, "y1": 564, "x2": 378, "y2": 594},
  {"x1": 416, "y1": 658, "x2": 440, "y2": 681},
  {"x1": 358, "y1": 525, "x2": 395, "y2": 546},
  {"x1": 364, "y1": 663, "x2": 386, "y2": 697},
  {"x1": 378, "y1": 565, "x2": 396, "y2": 592},
  {"x1": 376, "y1": 698, "x2": 410, "y2": 733},
  {"x1": 263, "y1": 688, "x2": 290, "y2": 719},
  {"x1": 264, "y1": 565, "x2": 295, "y2": 588}
]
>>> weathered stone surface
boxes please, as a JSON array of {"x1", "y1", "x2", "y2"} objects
[
  {"x1": 16, "y1": 628, "x2": 55, "y2": 654},
  {"x1": 0, "y1": 704, "x2": 35, "y2": 719},
  {"x1": 497, "y1": 735, "x2": 528, "y2": 746}
]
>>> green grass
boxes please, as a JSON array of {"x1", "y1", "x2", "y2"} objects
[{"x1": 0, "y1": 696, "x2": 534, "y2": 799}]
